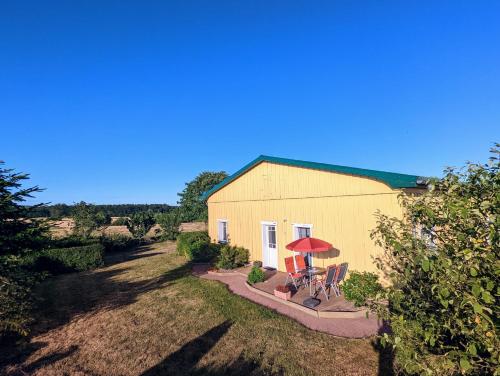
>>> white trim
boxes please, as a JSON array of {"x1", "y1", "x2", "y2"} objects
[
  {"x1": 261, "y1": 220, "x2": 277, "y2": 225},
  {"x1": 216, "y1": 219, "x2": 228, "y2": 243},
  {"x1": 292, "y1": 223, "x2": 314, "y2": 229}
]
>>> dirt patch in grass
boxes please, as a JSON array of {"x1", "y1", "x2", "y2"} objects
[{"x1": 1, "y1": 241, "x2": 391, "y2": 375}]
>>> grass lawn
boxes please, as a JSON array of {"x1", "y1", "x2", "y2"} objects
[{"x1": 1, "y1": 241, "x2": 391, "y2": 375}]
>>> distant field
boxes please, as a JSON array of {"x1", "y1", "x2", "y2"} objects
[{"x1": 46, "y1": 218, "x2": 206, "y2": 238}]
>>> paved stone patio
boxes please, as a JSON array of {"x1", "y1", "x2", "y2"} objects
[
  {"x1": 251, "y1": 269, "x2": 362, "y2": 313},
  {"x1": 192, "y1": 264, "x2": 383, "y2": 338}
]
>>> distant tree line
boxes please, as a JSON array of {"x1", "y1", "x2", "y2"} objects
[
  {"x1": 0, "y1": 161, "x2": 227, "y2": 341},
  {"x1": 26, "y1": 203, "x2": 175, "y2": 218}
]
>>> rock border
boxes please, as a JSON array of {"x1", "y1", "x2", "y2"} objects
[{"x1": 244, "y1": 281, "x2": 370, "y2": 319}]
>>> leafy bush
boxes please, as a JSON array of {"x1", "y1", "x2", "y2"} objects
[
  {"x1": 189, "y1": 242, "x2": 220, "y2": 262},
  {"x1": 342, "y1": 271, "x2": 383, "y2": 307},
  {"x1": 216, "y1": 245, "x2": 249, "y2": 270},
  {"x1": 247, "y1": 266, "x2": 265, "y2": 284},
  {"x1": 24, "y1": 244, "x2": 105, "y2": 274},
  {"x1": 177, "y1": 231, "x2": 210, "y2": 256},
  {"x1": 72, "y1": 201, "x2": 110, "y2": 238},
  {"x1": 371, "y1": 145, "x2": 500, "y2": 375},
  {"x1": 100, "y1": 234, "x2": 140, "y2": 253},
  {"x1": 0, "y1": 256, "x2": 35, "y2": 337},
  {"x1": 156, "y1": 209, "x2": 182, "y2": 240},
  {"x1": 176, "y1": 231, "x2": 219, "y2": 261},
  {"x1": 126, "y1": 211, "x2": 155, "y2": 239}
]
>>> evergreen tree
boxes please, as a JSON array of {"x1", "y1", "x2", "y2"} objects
[{"x1": 0, "y1": 161, "x2": 48, "y2": 255}]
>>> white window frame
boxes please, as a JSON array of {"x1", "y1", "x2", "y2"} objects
[
  {"x1": 217, "y1": 219, "x2": 228, "y2": 244},
  {"x1": 292, "y1": 223, "x2": 313, "y2": 267}
]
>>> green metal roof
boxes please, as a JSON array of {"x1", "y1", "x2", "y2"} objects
[{"x1": 202, "y1": 155, "x2": 427, "y2": 200}]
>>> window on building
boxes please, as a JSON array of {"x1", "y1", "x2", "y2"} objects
[
  {"x1": 217, "y1": 220, "x2": 228, "y2": 243},
  {"x1": 293, "y1": 224, "x2": 313, "y2": 267},
  {"x1": 296, "y1": 226, "x2": 311, "y2": 239},
  {"x1": 267, "y1": 225, "x2": 276, "y2": 248}
]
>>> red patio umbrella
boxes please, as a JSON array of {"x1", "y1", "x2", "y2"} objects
[
  {"x1": 285, "y1": 237, "x2": 332, "y2": 253},
  {"x1": 286, "y1": 237, "x2": 333, "y2": 307}
]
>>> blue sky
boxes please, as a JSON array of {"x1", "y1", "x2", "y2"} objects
[{"x1": 2, "y1": 1, "x2": 499, "y2": 205}]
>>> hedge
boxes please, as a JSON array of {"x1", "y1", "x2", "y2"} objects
[
  {"x1": 100, "y1": 234, "x2": 140, "y2": 253},
  {"x1": 176, "y1": 231, "x2": 220, "y2": 262},
  {"x1": 177, "y1": 231, "x2": 209, "y2": 255},
  {"x1": 23, "y1": 244, "x2": 105, "y2": 275},
  {"x1": 48, "y1": 235, "x2": 99, "y2": 249}
]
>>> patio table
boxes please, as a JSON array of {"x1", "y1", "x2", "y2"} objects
[
  {"x1": 304, "y1": 266, "x2": 326, "y2": 296},
  {"x1": 285, "y1": 237, "x2": 333, "y2": 308}
]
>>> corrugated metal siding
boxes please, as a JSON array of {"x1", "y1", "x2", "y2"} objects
[{"x1": 208, "y1": 162, "x2": 405, "y2": 273}]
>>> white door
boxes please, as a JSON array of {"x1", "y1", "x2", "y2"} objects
[{"x1": 262, "y1": 224, "x2": 278, "y2": 269}]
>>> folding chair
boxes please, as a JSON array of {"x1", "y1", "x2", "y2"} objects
[
  {"x1": 285, "y1": 256, "x2": 305, "y2": 289},
  {"x1": 314, "y1": 264, "x2": 338, "y2": 301},
  {"x1": 333, "y1": 263, "x2": 349, "y2": 296}
]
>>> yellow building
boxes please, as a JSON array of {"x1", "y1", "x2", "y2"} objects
[{"x1": 204, "y1": 155, "x2": 427, "y2": 273}]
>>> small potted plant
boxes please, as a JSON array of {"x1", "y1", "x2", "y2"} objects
[{"x1": 274, "y1": 284, "x2": 291, "y2": 300}]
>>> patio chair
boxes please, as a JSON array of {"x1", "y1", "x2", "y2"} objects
[
  {"x1": 285, "y1": 257, "x2": 305, "y2": 290},
  {"x1": 333, "y1": 263, "x2": 349, "y2": 296},
  {"x1": 294, "y1": 255, "x2": 307, "y2": 272},
  {"x1": 314, "y1": 264, "x2": 338, "y2": 301},
  {"x1": 293, "y1": 255, "x2": 308, "y2": 284}
]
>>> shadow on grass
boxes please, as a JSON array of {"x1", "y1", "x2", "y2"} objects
[
  {"x1": 103, "y1": 242, "x2": 173, "y2": 267},
  {"x1": 140, "y1": 320, "x2": 265, "y2": 376},
  {"x1": 0, "y1": 340, "x2": 78, "y2": 375},
  {"x1": 32, "y1": 261, "x2": 191, "y2": 335},
  {"x1": 372, "y1": 322, "x2": 395, "y2": 376},
  {"x1": 0, "y1": 247, "x2": 190, "y2": 371},
  {"x1": 23, "y1": 345, "x2": 78, "y2": 374}
]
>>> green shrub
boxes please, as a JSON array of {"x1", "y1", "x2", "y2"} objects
[
  {"x1": 155, "y1": 210, "x2": 181, "y2": 241},
  {"x1": 177, "y1": 231, "x2": 220, "y2": 262},
  {"x1": 342, "y1": 271, "x2": 383, "y2": 307},
  {"x1": 371, "y1": 146, "x2": 500, "y2": 375},
  {"x1": 112, "y1": 217, "x2": 129, "y2": 226},
  {"x1": 177, "y1": 231, "x2": 210, "y2": 256},
  {"x1": 72, "y1": 201, "x2": 109, "y2": 238},
  {"x1": 49, "y1": 235, "x2": 99, "y2": 249},
  {"x1": 216, "y1": 245, "x2": 249, "y2": 270},
  {"x1": 100, "y1": 234, "x2": 140, "y2": 253},
  {"x1": 126, "y1": 211, "x2": 155, "y2": 239},
  {"x1": 189, "y1": 242, "x2": 220, "y2": 262},
  {"x1": 0, "y1": 256, "x2": 35, "y2": 337},
  {"x1": 24, "y1": 244, "x2": 105, "y2": 274},
  {"x1": 247, "y1": 266, "x2": 265, "y2": 284}
]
